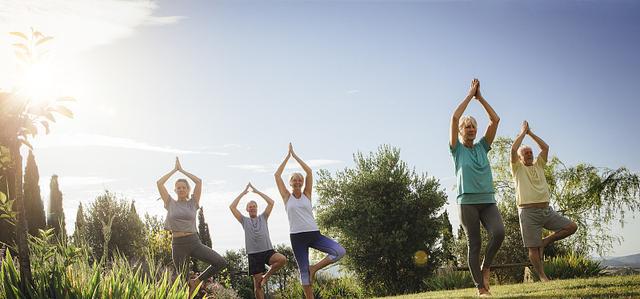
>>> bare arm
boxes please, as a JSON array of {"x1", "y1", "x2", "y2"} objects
[
  {"x1": 450, "y1": 79, "x2": 478, "y2": 149},
  {"x1": 229, "y1": 184, "x2": 250, "y2": 223},
  {"x1": 290, "y1": 143, "x2": 313, "y2": 199},
  {"x1": 528, "y1": 128, "x2": 549, "y2": 162},
  {"x1": 157, "y1": 160, "x2": 178, "y2": 209},
  {"x1": 176, "y1": 158, "x2": 203, "y2": 204},
  {"x1": 274, "y1": 148, "x2": 292, "y2": 202},
  {"x1": 512, "y1": 121, "x2": 529, "y2": 163},
  {"x1": 251, "y1": 183, "x2": 275, "y2": 219},
  {"x1": 475, "y1": 81, "x2": 500, "y2": 146}
]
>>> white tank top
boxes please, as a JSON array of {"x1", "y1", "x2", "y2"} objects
[{"x1": 285, "y1": 193, "x2": 319, "y2": 234}]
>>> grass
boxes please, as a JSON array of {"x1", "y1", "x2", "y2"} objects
[{"x1": 380, "y1": 275, "x2": 640, "y2": 298}]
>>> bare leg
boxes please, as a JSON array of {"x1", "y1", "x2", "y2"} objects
[
  {"x1": 188, "y1": 278, "x2": 201, "y2": 297},
  {"x1": 303, "y1": 285, "x2": 314, "y2": 299},
  {"x1": 252, "y1": 274, "x2": 265, "y2": 299},
  {"x1": 261, "y1": 253, "x2": 287, "y2": 287},
  {"x1": 542, "y1": 222, "x2": 577, "y2": 247},
  {"x1": 528, "y1": 247, "x2": 550, "y2": 282},
  {"x1": 309, "y1": 256, "x2": 333, "y2": 284}
]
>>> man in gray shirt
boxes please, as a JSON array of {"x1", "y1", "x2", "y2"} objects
[{"x1": 230, "y1": 183, "x2": 287, "y2": 299}]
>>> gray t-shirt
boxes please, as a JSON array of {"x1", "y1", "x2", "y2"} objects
[
  {"x1": 164, "y1": 197, "x2": 198, "y2": 233},
  {"x1": 241, "y1": 213, "x2": 273, "y2": 254}
]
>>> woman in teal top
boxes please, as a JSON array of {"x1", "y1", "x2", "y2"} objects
[{"x1": 449, "y1": 79, "x2": 505, "y2": 296}]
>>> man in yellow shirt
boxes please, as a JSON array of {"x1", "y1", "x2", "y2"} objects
[{"x1": 511, "y1": 121, "x2": 577, "y2": 282}]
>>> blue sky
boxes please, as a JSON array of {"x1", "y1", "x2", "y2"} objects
[{"x1": 2, "y1": 0, "x2": 639, "y2": 257}]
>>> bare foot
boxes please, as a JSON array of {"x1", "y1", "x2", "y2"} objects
[
  {"x1": 478, "y1": 287, "x2": 491, "y2": 297},
  {"x1": 481, "y1": 268, "x2": 491, "y2": 291},
  {"x1": 309, "y1": 265, "x2": 318, "y2": 283},
  {"x1": 540, "y1": 275, "x2": 551, "y2": 282}
]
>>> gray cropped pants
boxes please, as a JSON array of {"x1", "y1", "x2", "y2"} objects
[
  {"x1": 459, "y1": 203, "x2": 505, "y2": 289},
  {"x1": 172, "y1": 233, "x2": 227, "y2": 282}
]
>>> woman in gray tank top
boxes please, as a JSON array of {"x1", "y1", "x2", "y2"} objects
[{"x1": 157, "y1": 157, "x2": 227, "y2": 296}]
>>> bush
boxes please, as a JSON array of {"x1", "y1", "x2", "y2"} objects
[
  {"x1": 423, "y1": 269, "x2": 475, "y2": 291},
  {"x1": 544, "y1": 253, "x2": 605, "y2": 279},
  {"x1": 316, "y1": 274, "x2": 365, "y2": 298}
]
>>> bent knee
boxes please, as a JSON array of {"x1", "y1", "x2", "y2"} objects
[
  {"x1": 333, "y1": 245, "x2": 346, "y2": 261},
  {"x1": 567, "y1": 222, "x2": 578, "y2": 234}
]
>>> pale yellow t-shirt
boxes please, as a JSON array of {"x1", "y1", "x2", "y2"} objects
[{"x1": 510, "y1": 156, "x2": 551, "y2": 206}]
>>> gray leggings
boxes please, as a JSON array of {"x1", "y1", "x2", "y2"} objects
[
  {"x1": 172, "y1": 234, "x2": 227, "y2": 282},
  {"x1": 459, "y1": 203, "x2": 505, "y2": 289}
]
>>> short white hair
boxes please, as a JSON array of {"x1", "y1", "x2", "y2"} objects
[{"x1": 518, "y1": 145, "x2": 533, "y2": 157}]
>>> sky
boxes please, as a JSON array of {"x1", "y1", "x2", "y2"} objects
[{"x1": 1, "y1": 0, "x2": 639, "y2": 257}]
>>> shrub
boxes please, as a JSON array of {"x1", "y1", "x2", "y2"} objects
[{"x1": 543, "y1": 253, "x2": 605, "y2": 279}]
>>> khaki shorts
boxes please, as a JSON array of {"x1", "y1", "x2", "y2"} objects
[{"x1": 518, "y1": 206, "x2": 573, "y2": 248}]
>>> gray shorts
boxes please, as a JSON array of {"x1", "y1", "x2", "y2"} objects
[{"x1": 518, "y1": 206, "x2": 573, "y2": 248}]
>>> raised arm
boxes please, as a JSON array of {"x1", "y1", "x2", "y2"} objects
[
  {"x1": 274, "y1": 147, "x2": 292, "y2": 202},
  {"x1": 512, "y1": 121, "x2": 529, "y2": 163},
  {"x1": 229, "y1": 184, "x2": 250, "y2": 223},
  {"x1": 175, "y1": 158, "x2": 203, "y2": 205},
  {"x1": 157, "y1": 159, "x2": 178, "y2": 209},
  {"x1": 528, "y1": 126, "x2": 549, "y2": 162},
  {"x1": 475, "y1": 80, "x2": 500, "y2": 146},
  {"x1": 289, "y1": 143, "x2": 313, "y2": 199},
  {"x1": 450, "y1": 79, "x2": 478, "y2": 149},
  {"x1": 250, "y1": 183, "x2": 275, "y2": 219}
]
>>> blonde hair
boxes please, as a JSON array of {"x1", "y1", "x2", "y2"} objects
[
  {"x1": 289, "y1": 172, "x2": 304, "y2": 183},
  {"x1": 458, "y1": 115, "x2": 477, "y2": 138}
]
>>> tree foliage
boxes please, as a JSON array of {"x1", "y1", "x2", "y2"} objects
[{"x1": 316, "y1": 145, "x2": 448, "y2": 296}]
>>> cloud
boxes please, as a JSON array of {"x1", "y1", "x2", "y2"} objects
[
  {"x1": 228, "y1": 160, "x2": 343, "y2": 173},
  {"x1": 347, "y1": 89, "x2": 360, "y2": 94},
  {"x1": 33, "y1": 133, "x2": 229, "y2": 155},
  {"x1": 39, "y1": 176, "x2": 116, "y2": 188},
  {"x1": 0, "y1": 0, "x2": 183, "y2": 54}
]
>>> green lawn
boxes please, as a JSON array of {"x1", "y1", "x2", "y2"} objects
[{"x1": 379, "y1": 275, "x2": 640, "y2": 298}]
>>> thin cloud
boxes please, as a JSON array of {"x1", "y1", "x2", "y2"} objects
[
  {"x1": 228, "y1": 160, "x2": 343, "y2": 173},
  {"x1": 0, "y1": 0, "x2": 183, "y2": 54},
  {"x1": 39, "y1": 176, "x2": 116, "y2": 188},
  {"x1": 33, "y1": 133, "x2": 229, "y2": 155},
  {"x1": 347, "y1": 89, "x2": 360, "y2": 94}
]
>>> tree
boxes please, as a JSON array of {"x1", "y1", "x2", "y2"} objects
[
  {"x1": 198, "y1": 207, "x2": 212, "y2": 248},
  {"x1": 439, "y1": 210, "x2": 457, "y2": 266},
  {"x1": 48, "y1": 174, "x2": 66, "y2": 239},
  {"x1": 222, "y1": 248, "x2": 253, "y2": 299},
  {"x1": 23, "y1": 150, "x2": 46, "y2": 236},
  {"x1": 72, "y1": 202, "x2": 88, "y2": 246},
  {"x1": 315, "y1": 145, "x2": 448, "y2": 296},
  {"x1": 85, "y1": 191, "x2": 145, "y2": 261},
  {"x1": 0, "y1": 146, "x2": 16, "y2": 250},
  {"x1": 0, "y1": 29, "x2": 74, "y2": 289}
]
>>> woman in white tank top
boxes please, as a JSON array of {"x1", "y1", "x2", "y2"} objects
[{"x1": 274, "y1": 143, "x2": 346, "y2": 299}]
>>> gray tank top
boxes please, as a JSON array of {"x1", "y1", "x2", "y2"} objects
[
  {"x1": 164, "y1": 197, "x2": 198, "y2": 233},
  {"x1": 241, "y1": 213, "x2": 273, "y2": 254}
]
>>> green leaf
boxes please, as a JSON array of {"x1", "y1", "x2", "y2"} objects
[
  {"x1": 35, "y1": 36, "x2": 53, "y2": 46},
  {"x1": 9, "y1": 32, "x2": 28, "y2": 40}
]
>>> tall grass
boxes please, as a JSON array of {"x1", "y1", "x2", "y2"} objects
[{"x1": 1, "y1": 229, "x2": 197, "y2": 299}]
